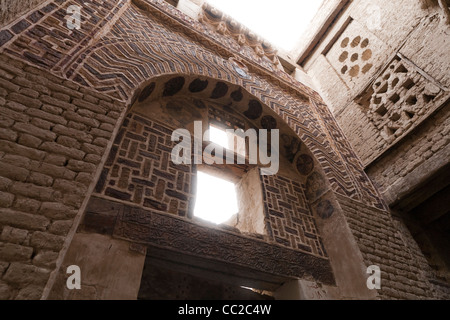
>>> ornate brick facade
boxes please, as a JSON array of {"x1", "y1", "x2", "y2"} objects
[
  {"x1": 0, "y1": 0, "x2": 447, "y2": 300},
  {"x1": 261, "y1": 174, "x2": 327, "y2": 257},
  {"x1": 95, "y1": 112, "x2": 195, "y2": 217}
]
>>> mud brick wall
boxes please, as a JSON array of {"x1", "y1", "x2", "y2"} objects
[
  {"x1": 367, "y1": 102, "x2": 450, "y2": 196},
  {"x1": 261, "y1": 174, "x2": 327, "y2": 258},
  {"x1": 94, "y1": 112, "x2": 195, "y2": 218},
  {"x1": 337, "y1": 194, "x2": 444, "y2": 299},
  {"x1": 303, "y1": 0, "x2": 449, "y2": 168},
  {"x1": 0, "y1": 54, "x2": 124, "y2": 299}
]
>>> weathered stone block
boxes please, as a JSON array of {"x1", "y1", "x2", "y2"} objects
[
  {"x1": 32, "y1": 250, "x2": 58, "y2": 268},
  {"x1": 30, "y1": 232, "x2": 65, "y2": 251},
  {"x1": 40, "y1": 95, "x2": 76, "y2": 112},
  {"x1": 53, "y1": 179, "x2": 87, "y2": 196},
  {"x1": 61, "y1": 193, "x2": 84, "y2": 208},
  {"x1": 0, "y1": 226, "x2": 28, "y2": 244},
  {"x1": 26, "y1": 108, "x2": 67, "y2": 125},
  {"x1": 39, "y1": 142, "x2": 85, "y2": 160},
  {"x1": 34, "y1": 162, "x2": 76, "y2": 180},
  {"x1": 0, "y1": 243, "x2": 33, "y2": 261},
  {"x1": 1, "y1": 106, "x2": 30, "y2": 122},
  {"x1": 66, "y1": 159, "x2": 96, "y2": 173},
  {"x1": 93, "y1": 137, "x2": 109, "y2": 147},
  {"x1": 0, "y1": 140, "x2": 46, "y2": 161},
  {"x1": 0, "y1": 78, "x2": 19, "y2": 92},
  {"x1": 73, "y1": 98, "x2": 107, "y2": 114},
  {"x1": 52, "y1": 124, "x2": 93, "y2": 143},
  {"x1": 56, "y1": 135, "x2": 81, "y2": 150},
  {"x1": 0, "y1": 209, "x2": 49, "y2": 231},
  {"x1": 0, "y1": 117, "x2": 14, "y2": 128},
  {"x1": 28, "y1": 172, "x2": 53, "y2": 187},
  {"x1": 16, "y1": 284, "x2": 44, "y2": 299},
  {"x1": 41, "y1": 104, "x2": 63, "y2": 115},
  {"x1": 100, "y1": 122, "x2": 114, "y2": 132},
  {"x1": 8, "y1": 92, "x2": 42, "y2": 109},
  {"x1": 12, "y1": 197, "x2": 41, "y2": 214},
  {"x1": 43, "y1": 154, "x2": 67, "y2": 166},
  {"x1": 0, "y1": 161, "x2": 29, "y2": 181},
  {"x1": 64, "y1": 111, "x2": 100, "y2": 128},
  {"x1": 0, "y1": 281, "x2": 11, "y2": 300},
  {"x1": 51, "y1": 92, "x2": 70, "y2": 102},
  {"x1": 19, "y1": 88, "x2": 39, "y2": 98},
  {"x1": 30, "y1": 118, "x2": 52, "y2": 130},
  {"x1": 0, "y1": 191, "x2": 14, "y2": 207},
  {"x1": 3, "y1": 262, "x2": 50, "y2": 285},
  {"x1": 0, "y1": 127, "x2": 17, "y2": 141},
  {"x1": 18, "y1": 133, "x2": 42, "y2": 148},
  {"x1": 75, "y1": 172, "x2": 93, "y2": 186},
  {"x1": 46, "y1": 82, "x2": 82, "y2": 99},
  {"x1": 84, "y1": 154, "x2": 102, "y2": 164},
  {"x1": 0, "y1": 176, "x2": 12, "y2": 191},
  {"x1": 39, "y1": 202, "x2": 77, "y2": 220},
  {"x1": 81, "y1": 143, "x2": 104, "y2": 156},
  {"x1": 10, "y1": 182, "x2": 54, "y2": 202},
  {"x1": 90, "y1": 128, "x2": 112, "y2": 139},
  {"x1": 48, "y1": 220, "x2": 73, "y2": 236},
  {"x1": 13, "y1": 122, "x2": 56, "y2": 141},
  {"x1": 95, "y1": 114, "x2": 117, "y2": 125}
]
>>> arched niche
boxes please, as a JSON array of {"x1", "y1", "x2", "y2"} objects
[
  {"x1": 126, "y1": 74, "x2": 335, "y2": 244},
  {"x1": 51, "y1": 74, "x2": 375, "y2": 300}
]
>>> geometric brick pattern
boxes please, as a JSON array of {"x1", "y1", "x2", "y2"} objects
[
  {"x1": 94, "y1": 112, "x2": 195, "y2": 218},
  {"x1": 81, "y1": 196, "x2": 335, "y2": 285},
  {"x1": 1, "y1": 0, "x2": 127, "y2": 74},
  {"x1": 362, "y1": 55, "x2": 443, "y2": 145},
  {"x1": 261, "y1": 174, "x2": 327, "y2": 258},
  {"x1": 0, "y1": 0, "x2": 385, "y2": 210},
  {"x1": 0, "y1": 0, "x2": 440, "y2": 300},
  {"x1": 311, "y1": 100, "x2": 387, "y2": 210}
]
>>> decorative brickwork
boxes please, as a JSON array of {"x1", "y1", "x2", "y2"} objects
[
  {"x1": 0, "y1": 0, "x2": 442, "y2": 300},
  {"x1": 81, "y1": 196, "x2": 335, "y2": 286},
  {"x1": 0, "y1": 0, "x2": 386, "y2": 212},
  {"x1": 261, "y1": 174, "x2": 327, "y2": 258},
  {"x1": 199, "y1": 2, "x2": 282, "y2": 71},
  {"x1": 358, "y1": 55, "x2": 444, "y2": 145},
  {"x1": 94, "y1": 112, "x2": 195, "y2": 218}
]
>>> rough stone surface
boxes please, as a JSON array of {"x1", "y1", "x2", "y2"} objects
[{"x1": 0, "y1": 53, "x2": 125, "y2": 299}]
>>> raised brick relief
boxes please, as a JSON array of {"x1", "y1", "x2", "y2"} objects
[
  {"x1": 100, "y1": 196, "x2": 335, "y2": 285},
  {"x1": 357, "y1": 55, "x2": 444, "y2": 144},
  {"x1": 261, "y1": 174, "x2": 327, "y2": 257},
  {"x1": 198, "y1": 3, "x2": 282, "y2": 71},
  {"x1": 94, "y1": 112, "x2": 195, "y2": 218},
  {"x1": 0, "y1": 0, "x2": 387, "y2": 211}
]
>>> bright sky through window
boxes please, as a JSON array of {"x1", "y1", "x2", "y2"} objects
[
  {"x1": 206, "y1": 0, "x2": 324, "y2": 52},
  {"x1": 194, "y1": 171, "x2": 239, "y2": 224},
  {"x1": 209, "y1": 125, "x2": 228, "y2": 149},
  {"x1": 208, "y1": 125, "x2": 246, "y2": 157}
]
